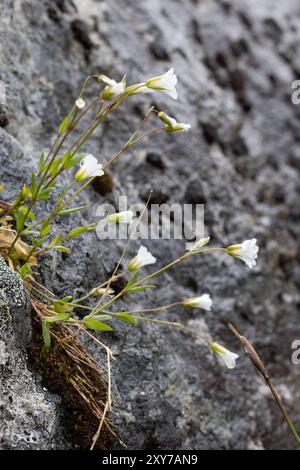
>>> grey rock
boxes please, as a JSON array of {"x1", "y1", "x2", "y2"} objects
[
  {"x1": 0, "y1": 0, "x2": 300, "y2": 450},
  {"x1": 0, "y1": 256, "x2": 64, "y2": 449}
]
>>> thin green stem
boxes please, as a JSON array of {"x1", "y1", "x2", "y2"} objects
[{"x1": 131, "y1": 248, "x2": 227, "y2": 288}]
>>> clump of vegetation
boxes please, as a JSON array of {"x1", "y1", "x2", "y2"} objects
[{"x1": 0, "y1": 69, "x2": 299, "y2": 449}]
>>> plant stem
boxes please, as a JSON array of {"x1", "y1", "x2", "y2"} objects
[
  {"x1": 228, "y1": 323, "x2": 300, "y2": 448},
  {"x1": 131, "y1": 247, "x2": 227, "y2": 288}
]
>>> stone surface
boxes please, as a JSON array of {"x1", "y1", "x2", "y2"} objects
[
  {"x1": 0, "y1": 0, "x2": 300, "y2": 449},
  {"x1": 0, "y1": 256, "x2": 65, "y2": 449}
]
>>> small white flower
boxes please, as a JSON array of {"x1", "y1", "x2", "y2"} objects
[
  {"x1": 157, "y1": 112, "x2": 191, "y2": 132},
  {"x1": 75, "y1": 154, "x2": 104, "y2": 182},
  {"x1": 146, "y1": 68, "x2": 178, "y2": 99},
  {"x1": 128, "y1": 245, "x2": 156, "y2": 272},
  {"x1": 125, "y1": 83, "x2": 154, "y2": 95},
  {"x1": 210, "y1": 342, "x2": 239, "y2": 369},
  {"x1": 182, "y1": 293, "x2": 212, "y2": 311},
  {"x1": 99, "y1": 75, "x2": 126, "y2": 100},
  {"x1": 227, "y1": 238, "x2": 259, "y2": 269},
  {"x1": 75, "y1": 97, "x2": 86, "y2": 110},
  {"x1": 187, "y1": 237, "x2": 210, "y2": 252},
  {"x1": 106, "y1": 210, "x2": 134, "y2": 224}
]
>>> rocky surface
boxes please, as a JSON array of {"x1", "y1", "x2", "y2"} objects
[
  {"x1": 1, "y1": 0, "x2": 300, "y2": 449},
  {"x1": 0, "y1": 255, "x2": 65, "y2": 449}
]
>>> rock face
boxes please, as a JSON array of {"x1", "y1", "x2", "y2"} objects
[
  {"x1": 1, "y1": 0, "x2": 300, "y2": 449},
  {"x1": 0, "y1": 256, "x2": 64, "y2": 449}
]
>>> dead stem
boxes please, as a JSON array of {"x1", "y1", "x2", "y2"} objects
[{"x1": 228, "y1": 323, "x2": 300, "y2": 448}]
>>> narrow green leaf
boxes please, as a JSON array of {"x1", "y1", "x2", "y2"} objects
[
  {"x1": 44, "y1": 312, "x2": 71, "y2": 323},
  {"x1": 20, "y1": 263, "x2": 31, "y2": 279},
  {"x1": 42, "y1": 320, "x2": 51, "y2": 350},
  {"x1": 93, "y1": 315, "x2": 112, "y2": 322},
  {"x1": 30, "y1": 172, "x2": 37, "y2": 197},
  {"x1": 61, "y1": 150, "x2": 72, "y2": 166},
  {"x1": 49, "y1": 158, "x2": 62, "y2": 177},
  {"x1": 83, "y1": 317, "x2": 113, "y2": 331},
  {"x1": 116, "y1": 313, "x2": 137, "y2": 325},
  {"x1": 53, "y1": 301, "x2": 73, "y2": 314},
  {"x1": 125, "y1": 271, "x2": 140, "y2": 290},
  {"x1": 40, "y1": 224, "x2": 52, "y2": 236},
  {"x1": 64, "y1": 153, "x2": 88, "y2": 169},
  {"x1": 38, "y1": 152, "x2": 45, "y2": 172},
  {"x1": 58, "y1": 205, "x2": 87, "y2": 216},
  {"x1": 58, "y1": 115, "x2": 70, "y2": 135},
  {"x1": 16, "y1": 209, "x2": 26, "y2": 232},
  {"x1": 127, "y1": 284, "x2": 156, "y2": 293},
  {"x1": 52, "y1": 245, "x2": 71, "y2": 253},
  {"x1": 18, "y1": 205, "x2": 35, "y2": 221},
  {"x1": 51, "y1": 233, "x2": 62, "y2": 246},
  {"x1": 60, "y1": 296, "x2": 73, "y2": 302},
  {"x1": 67, "y1": 226, "x2": 94, "y2": 238},
  {"x1": 34, "y1": 235, "x2": 50, "y2": 248}
]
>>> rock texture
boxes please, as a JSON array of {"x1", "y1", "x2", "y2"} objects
[
  {"x1": 0, "y1": 255, "x2": 64, "y2": 449},
  {"x1": 1, "y1": 0, "x2": 300, "y2": 449}
]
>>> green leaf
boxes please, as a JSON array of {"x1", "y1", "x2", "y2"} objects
[
  {"x1": 36, "y1": 186, "x2": 54, "y2": 201},
  {"x1": 116, "y1": 313, "x2": 137, "y2": 325},
  {"x1": 44, "y1": 312, "x2": 71, "y2": 323},
  {"x1": 16, "y1": 209, "x2": 26, "y2": 232},
  {"x1": 39, "y1": 224, "x2": 52, "y2": 236},
  {"x1": 52, "y1": 245, "x2": 71, "y2": 253},
  {"x1": 61, "y1": 150, "x2": 72, "y2": 167},
  {"x1": 34, "y1": 235, "x2": 50, "y2": 248},
  {"x1": 67, "y1": 226, "x2": 95, "y2": 238},
  {"x1": 30, "y1": 172, "x2": 37, "y2": 197},
  {"x1": 125, "y1": 271, "x2": 140, "y2": 290},
  {"x1": 64, "y1": 153, "x2": 88, "y2": 170},
  {"x1": 38, "y1": 152, "x2": 45, "y2": 172},
  {"x1": 53, "y1": 301, "x2": 73, "y2": 314},
  {"x1": 83, "y1": 317, "x2": 113, "y2": 331},
  {"x1": 58, "y1": 205, "x2": 87, "y2": 216},
  {"x1": 126, "y1": 284, "x2": 156, "y2": 294},
  {"x1": 18, "y1": 205, "x2": 35, "y2": 221},
  {"x1": 20, "y1": 263, "x2": 31, "y2": 279},
  {"x1": 92, "y1": 315, "x2": 112, "y2": 322},
  {"x1": 22, "y1": 229, "x2": 39, "y2": 236},
  {"x1": 42, "y1": 320, "x2": 51, "y2": 350},
  {"x1": 58, "y1": 115, "x2": 70, "y2": 135},
  {"x1": 50, "y1": 233, "x2": 62, "y2": 246},
  {"x1": 49, "y1": 157, "x2": 62, "y2": 177},
  {"x1": 60, "y1": 296, "x2": 73, "y2": 302}
]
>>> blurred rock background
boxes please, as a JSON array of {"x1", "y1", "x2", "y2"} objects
[{"x1": 0, "y1": 0, "x2": 300, "y2": 449}]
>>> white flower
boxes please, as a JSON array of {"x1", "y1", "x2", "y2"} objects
[
  {"x1": 210, "y1": 342, "x2": 239, "y2": 369},
  {"x1": 187, "y1": 237, "x2": 210, "y2": 252},
  {"x1": 75, "y1": 154, "x2": 104, "y2": 182},
  {"x1": 146, "y1": 68, "x2": 178, "y2": 99},
  {"x1": 182, "y1": 293, "x2": 212, "y2": 311},
  {"x1": 125, "y1": 83, "x2": 154, "y2": 95},
  {"x1": 227, "y1": 238, "x2": 259, "y2": 269},
  {"x1": 75, "y1": 97, "x2": 86, "y2": 110},
  {"x1": 128, "y1": 245, "x2": 156, "y2": 272},
  {"x1": 157, "y1": 112, "x2": 191, "y2": 132},
  {"x1": 106, "y1": 210, "x2": 134, "y2": 224},
  {"x1": 99, "y1": 75, "x2": 126, "y2": 100}
]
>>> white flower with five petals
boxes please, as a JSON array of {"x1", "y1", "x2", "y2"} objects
[
  {"x1": 128, "y1": 246, "x2": 156, "y2": 272},
  {"x1": 146, "y1": 68, "x2": 178, "y2": 99},
  {"x1": 210, "y1": 342, "x2": 239, "y2": 369},
  {"x1": 75, "y1": 155, "x2": 104, "y2": 182},
  {"x1": 182, "y1": 293, "x2": 212, "y2": 311},
  {"x1": 226, "y1": 238, "x2": 259, "y2": 269}
]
